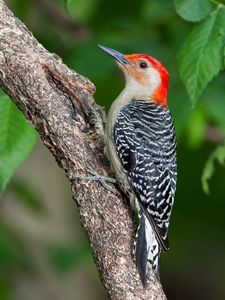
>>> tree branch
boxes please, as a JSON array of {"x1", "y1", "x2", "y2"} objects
[{"x1": 0, "y1": 1, "x2": 166, "y2": 299}]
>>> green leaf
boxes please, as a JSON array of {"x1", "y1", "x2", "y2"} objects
[
  {"x1": 202, "y1": 143, "x2": 225, "y2": 194},
  {"x1": 0, "y1": 94, "x2": 36, "y2": 194},
  {"x1": 174, "y1": 0, "x2": 213, "y2": 22},
  {"x1": 178, "y1": 6, "x2": 225, "y2": 105}
]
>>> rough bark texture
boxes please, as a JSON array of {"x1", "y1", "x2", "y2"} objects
[{"x1": 0, "y1": 1, "x2": 167, "y2": 299}]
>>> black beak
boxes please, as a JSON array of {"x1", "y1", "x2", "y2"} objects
[{"x1": 98, "y1": 44, "x2": 130, "y2": 65}]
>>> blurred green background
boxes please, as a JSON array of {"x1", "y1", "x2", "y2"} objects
[{"x1": 1, "y1": 0, "x2": 225, "y2": 299}]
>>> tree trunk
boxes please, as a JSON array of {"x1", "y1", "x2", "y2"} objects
[{"x1": 0, "y1": 1, "x2": 166, "y2": 299}]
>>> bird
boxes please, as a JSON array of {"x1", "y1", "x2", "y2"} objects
[{"x1": 98, "y1": 44, "x2": 177, "y2": 286}]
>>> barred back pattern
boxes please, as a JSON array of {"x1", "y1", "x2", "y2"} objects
[{"x1": 113, "y1": 99, "x2": 177, "y2": 281}]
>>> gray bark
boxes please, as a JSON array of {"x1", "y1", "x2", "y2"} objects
[{"x1": 0, "y1": 1, "x2": 167, "y2": 299}]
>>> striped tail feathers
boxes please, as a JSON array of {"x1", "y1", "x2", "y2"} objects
[
  {"x1": 145, "y1": 208, "x2": 169, "y2": 252},
  {"x1": 145, "y1": 214, "x2": 161, "y2": 281},
  {"x1": 134, "y1": 213, "x2": 161, "y2": 286}
]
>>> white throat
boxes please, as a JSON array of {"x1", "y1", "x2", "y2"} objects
[
  {"x1": 107, "y1": 67, "x2": 161, "y2": 130},
  {"x1": 123, "y1": 67, "x2": 161, "y2": 100}
]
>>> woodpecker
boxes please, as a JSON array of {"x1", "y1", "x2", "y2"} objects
[{"x1": 98, "y1": 45, "x2": 177, "y2": 286}]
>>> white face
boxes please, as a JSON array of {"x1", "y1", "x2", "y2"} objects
[{"x1": 118, "y1": 58, "x2": 161, "y2": 100}]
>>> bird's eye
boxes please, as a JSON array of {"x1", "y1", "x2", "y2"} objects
[{"x1": 139, "y1": 61, "x2": 148, "y2": 69}]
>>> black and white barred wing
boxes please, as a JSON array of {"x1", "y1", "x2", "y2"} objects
[{"x1": 114, "y1": 124, "x2": 173, "y2": 251}]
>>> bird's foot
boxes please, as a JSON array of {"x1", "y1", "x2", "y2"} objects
[{"x1": 74, "y1": 170, "x2": 119, "y2": 196}]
